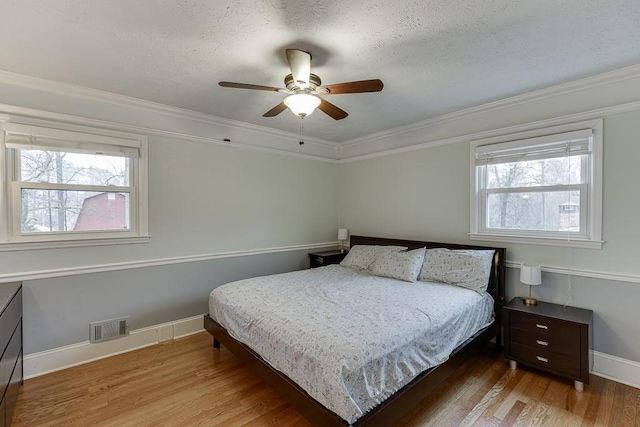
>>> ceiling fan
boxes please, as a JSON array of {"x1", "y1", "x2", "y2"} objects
[{"x1": 219, "y1": 49, "x2": 383, "y2": 121}]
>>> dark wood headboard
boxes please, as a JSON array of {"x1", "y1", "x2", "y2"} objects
[{"x1": 349, "y1": 235, "x2": 507, "y2": 349}]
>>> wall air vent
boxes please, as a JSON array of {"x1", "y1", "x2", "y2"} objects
[{"x1": 90, "y1": 317, "x2": 130, "y2": 343}]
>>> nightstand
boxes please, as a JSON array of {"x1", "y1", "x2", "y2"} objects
[
  {"x1": 308, "y1": 250, "x2": 348, "y2": 268},
  {"x1": 503, "y1": 298, "x2": 593, "y2": 391}
]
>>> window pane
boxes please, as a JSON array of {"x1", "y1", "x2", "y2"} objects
[
  {"x1": 487, "y1": 190, "x2": 580, "y2": 232},
  {"x1": 486, "y1": 155, "x2": 584, "y2": 189},
  {"x1": 21, "y1": 189, "x2": 130, "y2": 233},
  {"x1": 20, "y1": 150, "x2": 130, "y2": 186}
]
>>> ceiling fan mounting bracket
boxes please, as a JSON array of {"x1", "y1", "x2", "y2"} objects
[{"x1": 285, "y1": 73, "x2": 322, "y2": 92}]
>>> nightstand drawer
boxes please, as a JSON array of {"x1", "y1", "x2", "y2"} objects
[
  {"x1": 0, "y1": 288, "x2": 21, "y2": 357},
  {"x1": 510, "y1": 342, "x2": 580, "y2": 378},
  {"x1": 0, "y1": 282, "x2": 22, "y2": 427},
  {"x1": 0, "y1": 320, "x2": 21, "y2": 397},
  {"x1": 510, "y1": 310, "x2": 579, "y2": 338},
  {"x1": 510, "y1": 327, "x2": 579, "y2": 358}
]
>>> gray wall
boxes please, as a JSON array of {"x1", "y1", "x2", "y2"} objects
[
  {"x1": 23, "y1": 248, "x2": 315, "y2": 354},
  {"x1": 339, "y1": 110, "x2": 640, "y2": 363}
]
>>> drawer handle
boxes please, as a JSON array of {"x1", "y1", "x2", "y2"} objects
[
  {"x1": 314, "y1": 257, "x2": 323, "y2": 263},
  {"x1": 536, "y1": 340, "x2": 549, "y2": 346},
  {"x1": 535, "y1": 323, "x2": 548, "y2": 330},
  {"x1": 536, "y1": 356, "x2": 549, "y2": 363}
]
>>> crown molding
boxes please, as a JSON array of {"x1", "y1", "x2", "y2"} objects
[
  {"x1": 0, "y1": 102, "x2": 339, "y2": 163},
  {"x1": 340, "y1": 63, "x2": 640, "y2": 151},
  {"x1": 339, "y1": 99, "x2": 640, "y2": 163},
  {"x1": 0, "y1": 69, "x2": 336, "y2": 150},
  {"x1": 2, "y1": 63, "x2": 640, "y2": 161}
]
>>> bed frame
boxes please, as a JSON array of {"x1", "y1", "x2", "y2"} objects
[{"x1": 204, "y1": 235, "x2": 506, "y2": 426}]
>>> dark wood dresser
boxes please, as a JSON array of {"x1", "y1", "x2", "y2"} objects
[
  {"x1": 308, "y1": 250, "x2": 348, "y2": 268},
  {"x1": 503, "y1": 297, "x2": 593, "y2": 391},
  {"x1": 0, "y1": 282, "x2": 22, "y2": 426}
]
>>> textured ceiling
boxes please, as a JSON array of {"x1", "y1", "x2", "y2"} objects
[{"x1": 1, "y1": 0, "x2": 640, "y2": 142}]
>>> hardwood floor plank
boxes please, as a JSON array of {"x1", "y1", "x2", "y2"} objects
[
  {"x1": 401, "y1": 351, "x2": 498, "y2": 426},
  {"x1": 581, "y1": 375, "x2": 607, "y2": 427},
  {"x1": 472, "y1": 414, "x2": 502, "y2": 427},
  {"x1": 595, "y1": 378, "x2": 617, "y2": 426},
  {"x1": 435, "y1": 360, "x2": 506, "y2": 426},
  {"x1": 12, "y1": 332, "x2": 639, "y2": 427},
  {"x1": 458, "y1": 364, "x2": 518, "y2": 426},
  {"x1": 499, "y1": 399, "x2": 526, "y2": 426},
  {"x1": 553, "y1": 408, "x2": 586, "y2": 427},
  {"x1": 493, "y1": 370, "x2": 534, "y2": 418},
  {"x1": 618, "y1": 383, "x2": 640, "y2": 427},
  {"x1": 567, "y1": 375, "x2": 597, "y2": 418},
  {"x1": 470, "y1": 366, "x2": 526, "y2": 424}
]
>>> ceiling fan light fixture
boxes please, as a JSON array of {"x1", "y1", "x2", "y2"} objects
[{"x1": 284, "y1": 94, "x2": 321, "y2": 118}]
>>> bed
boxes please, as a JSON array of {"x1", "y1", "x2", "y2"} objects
[{"x1": 204, "y1": 235, "x2": 506, "y2": 426}]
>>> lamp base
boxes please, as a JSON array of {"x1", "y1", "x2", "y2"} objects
[{"x1": 522, "y1": 283, "x2": 538, "y2": 306}]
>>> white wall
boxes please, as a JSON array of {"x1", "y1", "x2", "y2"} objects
[
  {"x1": 0, "y1": 85, "x2": 339, "y2": 277},
  {"x1": 0, "y1": 134, "x2": 338, "y2": 275},
  {"x1": 339, "y1": 109, "x2": 640, "y2": 364},
  {"x1": 0, "y1": 77, "x2": 340, "y2": 355},
  {"x1": 340, "y1": 110, "x2": 640, "y2": 275}
]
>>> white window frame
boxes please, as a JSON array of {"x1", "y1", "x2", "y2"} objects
[
  {"x1": 470, "y1": 119, "x2": 603, "y2": 249},
  {"x1": 0, "y1": 120, "x2": 149, "y2": 251}
]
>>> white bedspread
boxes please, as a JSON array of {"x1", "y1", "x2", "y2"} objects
[{"x1": 209, "y1": 265, "x2": 494, "y2": 424}]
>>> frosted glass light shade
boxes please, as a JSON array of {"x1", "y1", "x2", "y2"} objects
[
  {"x1": 520, "y1": 263, "x2": 542, "y2": 285},
  {"x1": 337, "y1": 228, "x2": 349, "y2": 240},
  {"x1": 284, "y1": 94, "x2": 321, "y2": 117}
]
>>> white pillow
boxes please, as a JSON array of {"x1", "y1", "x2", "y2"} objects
[
  {"x1": 340, "y1": 245, "x2": 408, "y2": 271},
  {"x1": 369, "y1": 247, "x2": 426, "y2": 282},
  {"x1": 419, "y1": 248, "x2": 495, "y2": 293}
]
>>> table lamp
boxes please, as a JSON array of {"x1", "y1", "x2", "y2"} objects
[
  {"x1": 520, "y1": 263, "x2": 542, "y2": 306},
  {"x1": 337, "y1": 228, "x2": 349, "y2": 253}
]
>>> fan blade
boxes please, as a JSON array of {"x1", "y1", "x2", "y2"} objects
[
  {"x1": 322, "y1": 79, "x2": 384, "y2": 94},
  {"x1": 219, "y1": 82, "x2": 281, "y2": 92},
  {"x1": 286, "y1": 49, "x2": 311, "y2": 87},
  {"x1": 317, "y1": 98, "x2": 348, "y2": 120},
  {"x1": 263, "y1": 102, "x2": 288, "y2": 117}
]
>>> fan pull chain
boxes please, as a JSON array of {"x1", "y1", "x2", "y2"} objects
[{"x1": 299, "y1": 119, "x2": 304, "y2": 145}]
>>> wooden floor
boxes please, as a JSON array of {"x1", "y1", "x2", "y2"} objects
[{"x1": 13, "y1": 332, "x2": 639, "y2": 427}]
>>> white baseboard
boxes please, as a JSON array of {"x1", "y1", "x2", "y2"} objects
[
  {"x1": 24, "y1": 318, "x2": 640, "y2": 391},
  {"x1": 23, "y1": 315, "x2": 205, "y2": 379},
  {"x1": 592, "y1": 351, "x2": 640, "y2": 389}
]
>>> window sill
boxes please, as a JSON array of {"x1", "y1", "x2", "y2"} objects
[
  {"x1": 0, "y1": 235, "x2": 151, "y2": 252},
  {"x1": 469, "y1": 233, "x2": 603, "y2": 249}
]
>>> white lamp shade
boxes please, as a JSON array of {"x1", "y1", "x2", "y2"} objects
[
  {"x1": 284, "y1": 94, "x2": 321, "y2": 117},
  {"x1": 520, "y1": 263, "x2": 542, "y2": 285},
  {"x1": 337, "y1": 228, "x2": 349, "y2": 240}
]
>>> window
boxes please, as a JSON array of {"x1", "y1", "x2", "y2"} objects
[
  {"x1": 470, "y1": 119, "x2": 603, "y2": 248},
  {"x1": 1, "y1": 121, "x2": 148, "y2": 250}
]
